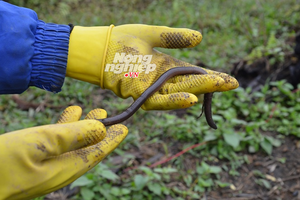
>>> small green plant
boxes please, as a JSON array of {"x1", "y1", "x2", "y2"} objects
[
  {"x1": 71, "y1": 161, "x2": 228, "y2": 199},
  {"x1": 245, "y1": 32, "x2": 290, "y2": 65}
]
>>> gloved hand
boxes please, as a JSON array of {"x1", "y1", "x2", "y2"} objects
[
  {"x1": 0, "y1": 106, "x2": 128, "y2": 200},
  {"x1": 66, "y1": 24, "x2": 239, "y2": 110}
]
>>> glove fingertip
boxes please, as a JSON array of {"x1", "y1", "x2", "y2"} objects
[
  {"x1": 160, "y1": 29, "x2": 202, "y2": 49},
  {"x1": 57, "y1": 106, "x2": 82, "y2": 124},
  {"x1": 217, "y1": 76, "x2": 239, "y2": 91},
  {"x1": 108, "y1": 124, "x2": 129, "y2": 139},
  {"x1": 142, "y1": 92, "x2": 198, "y2": 110},
  {"x1": 85, "y1": 108, "x2": 107, "y2": 120}
]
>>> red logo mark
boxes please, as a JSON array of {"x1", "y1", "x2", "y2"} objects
[{"x1": 124, "y1": 72, "x2": 139, "y2": 78}]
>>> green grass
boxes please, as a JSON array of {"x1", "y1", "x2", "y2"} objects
[{"x1": 2, "y1": 0, "x2": 300, "y2": 199}]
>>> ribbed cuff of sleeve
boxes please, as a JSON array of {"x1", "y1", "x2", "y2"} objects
[{"x1": 30, "y1": 20, "x2": 70, "y2": 93}]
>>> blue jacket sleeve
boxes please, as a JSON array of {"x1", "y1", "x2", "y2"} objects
[{"x1": 0, "y1": 1, "x2": 70, "y2": 94}]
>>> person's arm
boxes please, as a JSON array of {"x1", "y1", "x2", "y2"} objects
[
  {"x1": 0, "y1": 1, "x2": 70, "y2": 94},
  {"x1": 0, "y1": 1, "x2": 238, "y2": 109}
]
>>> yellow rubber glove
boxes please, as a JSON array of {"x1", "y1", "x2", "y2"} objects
[
  {"x1": 0, "y1": 106, "x2": 128, "y2": 200},
  {"x1": 66, "y1": 24, "x2": 239, "y2": 110}
]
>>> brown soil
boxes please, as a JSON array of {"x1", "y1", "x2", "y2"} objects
[{"x1": 208, "y1": 134, "x2": 300, "y2": 200}]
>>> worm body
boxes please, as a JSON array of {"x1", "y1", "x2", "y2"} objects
[
  {"x1": 203, "y1": 93, "x2": 217, "y2": 129},
  {"x1": 98, "y1": 67, "x2": 217, "y2": 129}
]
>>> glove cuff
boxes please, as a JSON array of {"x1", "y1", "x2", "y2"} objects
[
  {"x1": 66, "y1": 25, "x2": 114, "y2": 88},
  {"x1": 30, "y1": 20, "x2": 70, "y2": 93}
]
